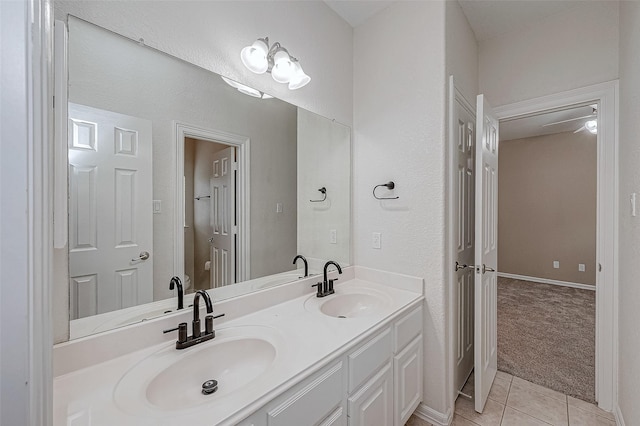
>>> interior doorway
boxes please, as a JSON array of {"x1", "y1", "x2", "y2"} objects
[
  {"x1": 496, "y1": 103, "x2": 598, "y2": 403},
  {"x1": 174, "y1": 122, "x2": 251, "y2": 293},
  {"x1": 447, "y1": 80, "x2": 618, "y2": 413},
  {"x1": 183, "y1": 138, "x2": 238, "y2": 291}
]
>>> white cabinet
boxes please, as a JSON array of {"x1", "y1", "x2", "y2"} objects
[
  {"x1": 237, "y1": 305, "x2": 423, "y2": 426},
  {"x1": 348, "y1": 361, "x2": 393, "y2": 426},
  {"x1": 266, "y1": 361, "x2": 345, "y2": 426},
  {"x1": 394, "y1": 336, "x2": 423, "y2": 426}
]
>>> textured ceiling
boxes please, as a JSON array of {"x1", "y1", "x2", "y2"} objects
[
  {"x1": 457, "y1": 0, "x2": 582, "y2": 42},
  {"x1": 501, "y1": 104, "x2": 597, "y2": 141},
  {"x1": 323, "y1": 1, "x2": 396, "y2": 27}
]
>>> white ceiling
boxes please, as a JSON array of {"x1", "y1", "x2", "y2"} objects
[
  {"x1": 323, "y1": 1, "x2": 396, "y2": 27},
  {"x1": 325, "y1": 0, "x2": 583, "y2": 41},
  {"x1": 457, "y1": 0, "x2": 582, "y2": 42},
  {"x1": 501, "y1": 104, "x2": 597, "y2": 141}
]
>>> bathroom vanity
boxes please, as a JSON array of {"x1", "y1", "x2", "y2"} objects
[{"x1": 53, "y1": 267, "x2": 424, "y2": 426}]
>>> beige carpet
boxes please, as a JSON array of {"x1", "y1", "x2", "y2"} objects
[{"x1": 497, "y1": 277, "x2": 596, "y2": 403}]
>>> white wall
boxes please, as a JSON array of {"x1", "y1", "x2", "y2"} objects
[
  {"x1": 297, "y1": 109, "x2": 351, "y2": 269},
  {"x1": 353, "y1": 1, "x2": 448, "y2": 416},
  {"x1": 479, "y1": 1, "x2": 619, "y2": 107},
  {"x1": 54, "y1": 0, "x2": 353, "y2": 126},
  {"x1": 446, "y1": 0, "x2": 478, "y2": 105},
  {"x1": 617, "y1": 2, "x2": 640, "y2": 424}
]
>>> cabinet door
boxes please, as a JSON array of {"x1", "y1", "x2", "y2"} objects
[
  {"x1": 394, "y1": 336, "x2": 423, "y2": 426},
  {"x1": 236, "y1": 411, "x2": 266, "y2": 426},
  {"x1": 267, "y1": 361, "x2": 344, "y2": 426},
  {"x1": 319, "y1": 406, "x2": 346, "y2": 426},
  {"x1": 348, "y1": 362, "x2": 393, "y2": 426}
]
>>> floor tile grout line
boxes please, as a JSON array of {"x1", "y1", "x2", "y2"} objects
[{"x1": 503, "y1": 405, "x2": 555, "y2": 426}]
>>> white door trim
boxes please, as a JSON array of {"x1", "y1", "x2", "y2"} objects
[
  {"x1": 174, "y1": 123, "x2": 251, "y2": 286},
  {"x1": 2, "y1": 0, "x2": 54, "y2": 424},
  {"x1": 493, "y1": 80, "x2": 619, "y2": 411}
]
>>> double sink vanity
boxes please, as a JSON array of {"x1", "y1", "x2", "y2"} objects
[{"x1": 53, "y1": 266, "x2": 424, "y2": 426}]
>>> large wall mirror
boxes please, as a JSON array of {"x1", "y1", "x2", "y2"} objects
[{"x1": 62, "y1": 17, "x2": 351, "y2": 340}]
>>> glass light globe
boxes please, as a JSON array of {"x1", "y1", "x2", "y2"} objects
[
  {"x1": 585, "y1": 120, "x2": 597, "y2": 134},
  {"x1": 271, "y1": 50, "x2": 294, "y2": 83},
  {"x1": 288, "y1": 62, "x2": 311, "y2": 90},
  {"x1": 240, "y1": 39, "x2": 269, "y2": 74}
]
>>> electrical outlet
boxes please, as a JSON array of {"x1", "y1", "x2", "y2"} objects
[
  {"x1": 553, "y1": 261, "x2": 560, "y2": 269},
  {"x1": 372, "y1": 232, "x2": 381, "y2": 249},
  {"x1": 578, "y1": 264, "x2": 586, "y2": 272},
  {"x1": 329, "y1": 229, "x2": 337, "y2": 244},
  {"x1": 276, "y1": 202, "x2": 283, "y2": 213}
]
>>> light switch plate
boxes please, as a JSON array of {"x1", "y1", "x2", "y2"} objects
[
  {"x1": 578, "y1": 264, "x2": 586, "y2": 272},
  {"x1": 329, "y1": 229, "x2": 337, "y2": 244},
  {"x1": 372, "y1": 232, "x2": 381, "y2": 249},
  {"x1": 553, "y1": 261, "x2": 560, "y2": 269},
  {"x1": 153, "y1": 200, "x2": 162, "y2": 214}
]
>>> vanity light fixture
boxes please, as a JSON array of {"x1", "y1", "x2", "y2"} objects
[
  {"x1": 240, "y1": 37, "x2": 311, "y2": 90},
  {"x1": 221, "y1": 76, "x2": 273, "y2": 99}
]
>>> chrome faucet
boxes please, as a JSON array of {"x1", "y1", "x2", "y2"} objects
[
  {"x1": 164, "y1": 289, "x2": 224, "y2": 350},
  {"x1": 293, "y1": 254, "x2": 309, "y2": 277},
  {"x1": 169, "y1": 276, "x2": 184, "y2": 310},
  {"x1": 312, "y1": 261, "x2": 342, "y2": 297}
]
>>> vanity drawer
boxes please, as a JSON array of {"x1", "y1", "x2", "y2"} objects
[
  {"x1": 393, "y1": 306, "x2": 422, "y2": 353},
  {"x1": 267, "y1": 361, "x2": 344, "y2": 426},
  {"x1": 347, "y1": 327, "x2": 391, "y2": 393}
]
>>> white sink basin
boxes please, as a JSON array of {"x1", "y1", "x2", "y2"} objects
[
  {"x1": 305, "y1": 287, "x2": 392, "y2": 318},
  {"x1": 114, "y1": 326, "x2": 286, "y2": 416}
]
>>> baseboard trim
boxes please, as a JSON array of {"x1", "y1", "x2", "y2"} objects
[
  {"x1": 497, "y1": 272, "x2": 596, "y2": 291},
  {"x1": 614, "y1": 404, "x2": 626, "y2": 426},
  {"x1": 413, "y1": 403, "x2": 452, "y2": 426}
]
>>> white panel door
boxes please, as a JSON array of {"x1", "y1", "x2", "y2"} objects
[
  {"x1": 474, "y1": 94, "x2": 499, "y2": 413},
  {"x1": 210, "y1": 146, "x2": 236, "y2": 288},
  {"x1": 68, "y1": 103, "x2": 153, "y2": 318},
  {"x1": 452, "y1": 84, "x2": 476, "y2": 396}
]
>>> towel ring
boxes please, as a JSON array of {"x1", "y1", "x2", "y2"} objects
[
  {"x1": 373, "y1": 181, "x2": 399, "y2": 200},
  {"x1": 310, "y1": 187, "x2": 327, "y2": 202}
]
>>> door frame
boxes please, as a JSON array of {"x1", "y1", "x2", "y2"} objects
[
  {"x1": 174, "y1": 122, "x2": 251, "y2": 285},
  {"x1": 446, "y1": 79, "x2": 619, "y2": 412}
]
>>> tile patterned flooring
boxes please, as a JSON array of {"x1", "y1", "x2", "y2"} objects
[{"x1": 404, "y1": 371, "x2": 615, "y2": 426}]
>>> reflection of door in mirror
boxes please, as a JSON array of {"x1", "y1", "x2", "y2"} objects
[
  {"x1": 68, "y1": 103, "x2": 153, "y2": 318},
  {"x1": 184, "y1": 138, "x2": 238, "y2": 292}
]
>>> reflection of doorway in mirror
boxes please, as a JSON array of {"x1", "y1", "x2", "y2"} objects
[{"x1": 184, "y1": 138, "x2": 237, "y2": 292}]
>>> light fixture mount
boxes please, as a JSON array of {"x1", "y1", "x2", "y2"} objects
[{"x1": 240, "y1": 37, "x2": 310, "y2": 90}]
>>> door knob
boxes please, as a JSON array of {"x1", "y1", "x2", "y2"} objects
[
  {"x1": 455, "y1": 261, "x2": 473, "y2": 271},
  {"x1": 476, "y1": 264, "x2": 495, "y2": 274},
  {"x1": 132, "y1": 251, "x2": 150, "y2": 262}
]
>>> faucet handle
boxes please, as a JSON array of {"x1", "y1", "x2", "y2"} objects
[
  {"x1": 163, "y1": 322, "x2": 188, "y2": 344},
  {"x1": 312, "y1": 282, "x2": 324, "y2": 298},
  {"x1": 327, "y1": 278, "x2": 338, "y2": 294}
]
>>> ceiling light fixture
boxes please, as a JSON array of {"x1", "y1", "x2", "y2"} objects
[
  {"x1": 240, "y1": 37, "x2": 310, "y2": 90},
  {"x1": 221, "y1": 76, "x2": 273, "y2": 99}
]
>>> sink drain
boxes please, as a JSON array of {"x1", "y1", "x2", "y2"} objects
[
  {"x1": 338, "y1": 315, "x2": 347, "y2": 319},
  {"x1": 202, "y1": 379, "x2": 218, "y2": 395}
]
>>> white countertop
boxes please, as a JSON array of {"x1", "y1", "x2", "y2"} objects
[{"x1": 53, "y1": 267, "x2": 423, "y2": 426}]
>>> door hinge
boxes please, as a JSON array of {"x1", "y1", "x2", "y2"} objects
[{"x1": 599, "y1": 263, "x2": 602, "y2": 272}]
